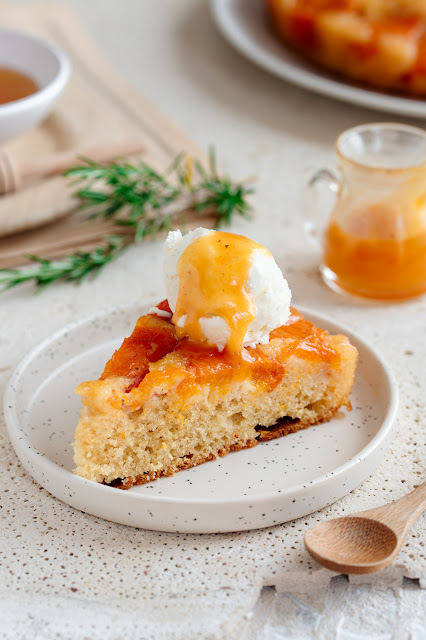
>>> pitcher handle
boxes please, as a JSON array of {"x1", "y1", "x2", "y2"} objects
[{"x1": 303, "y1": 168, "x2": 341, "y2": 248}]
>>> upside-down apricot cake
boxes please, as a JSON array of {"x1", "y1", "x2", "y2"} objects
[{"x1": 74, "y1": 229, "x2": 358, "y2": 488}]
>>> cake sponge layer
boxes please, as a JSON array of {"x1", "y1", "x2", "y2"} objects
[{"x1": 74, "y1": 332, "x2": 357, "y2": 487}]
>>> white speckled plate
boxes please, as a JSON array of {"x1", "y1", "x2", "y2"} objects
[
  {"x1": 211, "y1": 0, "x2": 426, "y2": 119},
  {"x1": 4, "y1": 300, "x2": 398, "y2": 533}
]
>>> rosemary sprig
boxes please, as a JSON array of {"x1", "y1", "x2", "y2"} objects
[
  {"x1": 0, "y1": 150, "x2": 254, "y2": 291},
  {"x1": 0, "y1": 236, "x2": 127, "y2": 291}
]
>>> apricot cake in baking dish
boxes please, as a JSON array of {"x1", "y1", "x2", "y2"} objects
[
  {"x1": 264, "y1": 0, "x2": 426, "y2": 94},
  {"x1": 74, "y1": 229, "x2": 358, "y2": 488}
]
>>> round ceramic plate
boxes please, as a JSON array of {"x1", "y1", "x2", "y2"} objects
[
  {"x1": 4, "y1": 300, "x2": 398, "y2": 533},
  {"x1": 211, "y1": 0, "x2": 426, "y2": 119}
]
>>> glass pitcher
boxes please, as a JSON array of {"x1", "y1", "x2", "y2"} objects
[{"x1": 305, "y1": 123, "x2": 426, "y2": 301}]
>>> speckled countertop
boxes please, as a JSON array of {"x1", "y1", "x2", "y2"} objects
[{"x1": 1, "y1": 1, "x2": 425, "y2": 638}]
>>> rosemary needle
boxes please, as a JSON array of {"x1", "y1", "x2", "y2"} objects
[{"x1": 0, "y1": 150, "x2": 254, "y2": 291}]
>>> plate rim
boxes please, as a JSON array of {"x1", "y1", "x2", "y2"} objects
[
  {"x1": 4, "y1": 299, "x2": 399, "y2": 508},
  {"x1": 210, "y1": 0, "x2": 426, "y2": 119}
]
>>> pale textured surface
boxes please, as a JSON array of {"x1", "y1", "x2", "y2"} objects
[
  {"x1": 1, "y1": 0, "x2": 425, "y2": 638},
  {"x1": 243, "y1": 577, "x2": 426, "y2": 639}
]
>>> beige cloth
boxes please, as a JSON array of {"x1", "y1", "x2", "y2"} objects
[{"x1": 0, "y1": 1, "x2": 201, "y2": 267}]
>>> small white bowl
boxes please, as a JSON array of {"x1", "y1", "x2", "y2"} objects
[{"x1": 0, "y1": 27, "x2": 71, "y2": 142}]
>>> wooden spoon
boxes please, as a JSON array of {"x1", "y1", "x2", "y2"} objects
[
  {"x1": 304, "y1": 482, "x2": 426, "y2": 574},
  {"x1": 0, "y1": 139, "x2": 145, "y2": 195}
]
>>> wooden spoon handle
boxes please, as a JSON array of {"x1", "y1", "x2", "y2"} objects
[
  {"x1": 0, "y1": 151, "x2": 19, "y2": 194},
  {"x1": 21, "y1": 140, "x2": 145, "y2": 180},
  {"x1": 360, "y1": 482, "x2": 426, "y2": 538},
  {"x1": 0, "y1": 140, "x2": 144, "y2": 195}
]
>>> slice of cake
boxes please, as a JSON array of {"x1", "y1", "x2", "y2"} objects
[{"x1": 74, "y1": 229, "x2": 358, "y2": 488}]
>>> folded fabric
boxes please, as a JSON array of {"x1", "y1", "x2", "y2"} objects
[{"x1": 0, "y1": 1, "x2": 199, "y2": 267}]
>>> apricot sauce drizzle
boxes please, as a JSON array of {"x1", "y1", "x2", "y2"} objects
[{"x1": 100, "y1": 302, "x2": 338, "y2": 395}]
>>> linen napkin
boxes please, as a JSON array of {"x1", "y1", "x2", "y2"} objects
[{"x1": 0, "y1": 1, "x2": 203, "y2": 268}]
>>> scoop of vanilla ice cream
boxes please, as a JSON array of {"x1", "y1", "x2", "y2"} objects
[
  {"x1": 163, "y1": 228, "x2": 214, "y2": 312},
  {"x1": 163, "y1": 228, "x2": 291, "y2": 351}
]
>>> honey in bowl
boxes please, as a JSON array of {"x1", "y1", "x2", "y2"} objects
[{"x1": 0, "y1": 66, "x2": 38, "y2": 105}]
